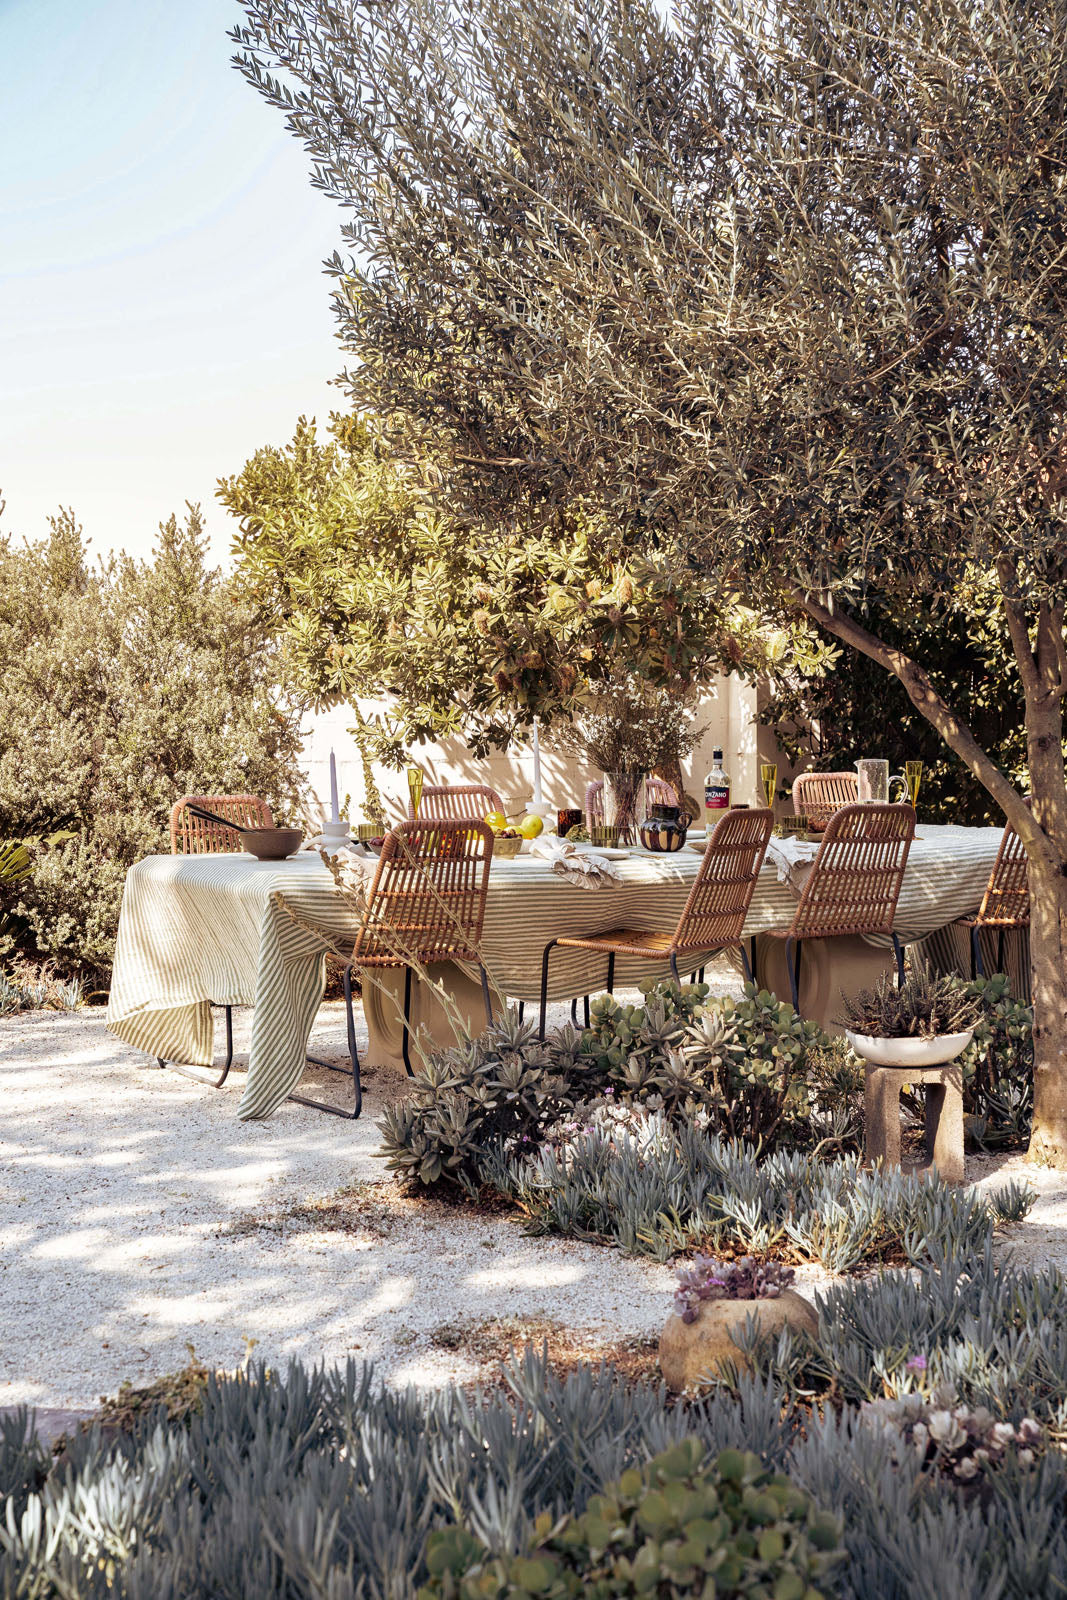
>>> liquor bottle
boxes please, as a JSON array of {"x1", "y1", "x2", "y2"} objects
[{"x1": 704, "y1": 748, "x2": 730, "y2": 814}]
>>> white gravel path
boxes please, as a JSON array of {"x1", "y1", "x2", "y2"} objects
[{"x1": 0, "y1": 998, "x2": 681, "y2": 1410}]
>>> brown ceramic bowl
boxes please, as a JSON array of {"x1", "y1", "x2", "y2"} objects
[{"x1": 241, "y1": 827, "x2": 304, "y2": 861}]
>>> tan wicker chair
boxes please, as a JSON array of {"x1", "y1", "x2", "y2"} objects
[
  {"x1": 538, "y1": 808, "x2": 773, "y2": 1039},
  {"x1": 171, "y1": 794, "x2": 273, "y2": 854},
  {"x1": 766, "y1": 801, "x2": 915, "y2": 1013},
  {"x1": 791, "y1": 771, "x2": 858, "y2": 830},
  {"x1": 585, "y1": 777, "x2": 676, "y2": 829},
  {"x1": 956, "y1": 820, "x2": 1030, "y2": 977},
  {"x1": 292, "y1": 819, "x2": 496, "y2": 1113},
  {"x1": 409, "y1": 783, "x2": 504, "y2": 822},
  {"x1": 159, "y1": 793, "x2": 275, "y2": 1087}
]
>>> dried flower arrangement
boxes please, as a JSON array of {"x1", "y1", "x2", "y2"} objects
[{"x1": 673, "y1": 1254, "x2": 797, "y2": 1323}]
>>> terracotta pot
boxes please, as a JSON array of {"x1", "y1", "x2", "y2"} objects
[{"x1": 658, "y1": 1290, "x2": 819, "y2": 1393}]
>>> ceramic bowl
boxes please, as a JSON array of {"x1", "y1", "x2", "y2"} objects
[{"x1": 241, "y1": 827, "x2": 304, "y2": 861}]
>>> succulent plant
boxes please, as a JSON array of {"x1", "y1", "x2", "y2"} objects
[
  {"x1": 418, "y1": 1438, "x2": 844, "y2": 1600},
  {"x1": 673, "y1": 1255, "x2": 798, "y2": 1322},
  {"x1": 860, "y1": 1385, "x2": 1044, "y2": 1481},
  {"x1": 837, "y1": 964, "x2": 981, "y2": 1040}
]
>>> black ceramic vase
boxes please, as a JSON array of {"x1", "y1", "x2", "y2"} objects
[{"x1": 638, "y1": 803, "x2": 688, "y2": 853}]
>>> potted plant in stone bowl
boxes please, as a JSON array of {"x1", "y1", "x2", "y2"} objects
[
  {"x1": 838, "y1": 965, "x2": 980, "y2": 1069},
  {"x1": 658, "y1": 1256, "x2": 818, "y2": 1392}
]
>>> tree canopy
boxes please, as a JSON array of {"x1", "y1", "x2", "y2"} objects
[
  {"x1": 220, "y1": 414, "x2": 830, "y2": 763},
  {"x1": 234, "y1": 0, "x2": 1067, "y2": 1159}
]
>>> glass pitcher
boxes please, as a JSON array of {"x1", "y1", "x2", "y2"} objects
[{"x1": 855, "y1": 758, "x2": 909, "y2": 803}]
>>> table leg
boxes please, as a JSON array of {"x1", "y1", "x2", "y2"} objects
[
  {"x1": 754, "y1": 934, "x2": 897, "y2": 1031},
  {"x1": 362, "y1": 963, "x2": 491, "y2": 1072}
]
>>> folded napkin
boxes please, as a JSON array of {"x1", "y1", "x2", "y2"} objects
[
  {"x1": 766, "y1": 835, "x2": 820, "y2": 889},
  {"x1": 526, "y1": 835, "x2": 624, "y2": 889}
]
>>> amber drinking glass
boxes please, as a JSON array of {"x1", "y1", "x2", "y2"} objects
[
  {"x1": 760, "y1": 762, "x2": 778, "y2": 810},
  {"x1": 557, "y1": 807, "x2": 583, "y2": 836}
]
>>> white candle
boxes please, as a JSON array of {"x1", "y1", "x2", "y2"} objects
[
  {"x1": 532, "y1": 717, "x2": 543, "y2": 806},
  {"x1": 329, "y1": 749, "x2": 340, "y2": 823}
]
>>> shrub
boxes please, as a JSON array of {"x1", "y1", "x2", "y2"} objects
[
  {"x1": 958, "y1": 975, "x2": 1034, "y2": 1150},
  {"x1": 419, "y1": 1439, "x2": 844, "y2": 1600},
  {"x1": 480, "y1": 1115, "x2": 1027, "y2": 1269},
  {"x1": 378, "y1": 984, "x2": 862, "y2": 1194},
  {"x1": 0, "y1": 508, "x2": 305, "y2": 984}
]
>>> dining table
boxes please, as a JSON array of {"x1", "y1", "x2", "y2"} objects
[{"x1": 106, "y1": 823, "x2": 1006, "y2": 1119}]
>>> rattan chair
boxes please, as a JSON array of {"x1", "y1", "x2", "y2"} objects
[
  {"x1": 157, "y1": 793, "x2": 275, "y2": 1087},
  {"x1": 956, "y1": 820, "x2": 1030, "y2": 977},
  {"x1": 791, "y1": 771, "x2": 858, "y2": 830},
  {"x1": 409, "y1": 783, "x2": 505, "y2": 822},
  {"x1": 538, "y1": 808, "x2": 773, "y2": 1040},
  {"x1": 766, "y1": 802, "x2": 915, "y2": 1013},
  {"x1": 585, "y1": 776, "x2": 676, "y2": 828},
  {"x1": 171, "y1": 793, "x2": 273, "y2": 854},
  {"x1": 292, "y1": 819, "x2": 496, "y2": 1114}
]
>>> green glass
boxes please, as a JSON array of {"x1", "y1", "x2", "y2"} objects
[
  {"x1": 406, "y1": 765, "x2": 424, "y2": 819},
  {"x1": 760, "y1": 762, "x2": 778, "y2": 810}
]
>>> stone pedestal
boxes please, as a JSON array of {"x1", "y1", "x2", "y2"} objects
[{"x1": 864, "y1": 1062, "x2": 965, "y2": 1184}]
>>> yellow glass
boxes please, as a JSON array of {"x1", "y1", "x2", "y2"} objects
[
  {"x1": 760, "y1": 762, "x2": 778, "y2": 809},
  {"x1": 406, "y1": 765, "x2": 424, "y2": 820},
  {"x1": 904, "y1": 760, "x2": 922, "y2": 808}
]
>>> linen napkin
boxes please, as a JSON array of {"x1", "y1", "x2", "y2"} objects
[
  {"x1": 526, "y1": 834, "x2": 624, "y2": 888},
  {"x1": 766, "y1": 835, "x2": 820, "y2": 889}
]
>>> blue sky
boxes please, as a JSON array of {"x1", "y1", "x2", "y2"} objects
[{"x1": 1, "y1": 0, "x2": 344, "y2": 560}]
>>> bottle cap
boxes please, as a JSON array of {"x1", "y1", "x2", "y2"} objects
[{"x1": 712, "y1": 747, "x2": 723, "y2": 761}]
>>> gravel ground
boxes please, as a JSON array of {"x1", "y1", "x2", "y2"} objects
[
  {"x1": 0, "y1": 996, "x2": 687, "y2": 1411},
  {"x1": 2, "y1": 993, "x2": 1052, "y2": 1414}
]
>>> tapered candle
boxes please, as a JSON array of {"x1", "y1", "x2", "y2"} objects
[
  {"x1": 329, "y1": 748, "x2": 340, "y2": 823},
  {"x1": 532, "y1": 717, "x2": 543, "y2": 807}
]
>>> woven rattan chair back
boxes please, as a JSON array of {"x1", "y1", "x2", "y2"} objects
[
  {"x1": 646, "y1": 777, "x2": 678, "y2": 807},
  {"x1": 791, "y1": 771, "x2": 858, "y2": 829},
  {"x1": 410, "y1": 783, "x2": 504, "y2": 823},
  {"x1": 788, "y1": 802, "x2": 914, "y2": 941},
  {"x1": 171, "y1": 794, "x2": 274, "y2": 854},
  {"x1": 673, "y1": 807, "x2": 773, "y2": 950},
  {"x1": 353, "y1": 819, "x2": 493, "y2": 968},
  {"x1": 976, "y1": 821, "x2": 1030, "y2": 927}
]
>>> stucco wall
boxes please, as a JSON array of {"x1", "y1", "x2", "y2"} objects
[{"x1": 301, "y1": 673, "x2": 769, "y2": 824}]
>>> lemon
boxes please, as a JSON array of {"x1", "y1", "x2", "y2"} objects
[
  {"x1": 484, "y1": 810, "x2": 508, "y2": 832},
  {"x1": 517, "y1": 814, "x2": 544, "y2": 840}
]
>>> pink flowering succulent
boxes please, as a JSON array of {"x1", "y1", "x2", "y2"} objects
[
  {"x1": 861, "y1": 1384, "x2": 1043, "y2": 1481},
  {"x1": 673, "y1": 1254, "x2": 797, "y2": 1323}
]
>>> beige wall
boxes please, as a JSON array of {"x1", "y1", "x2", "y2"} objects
[{"x1": 302, "y1": 673, "x2": 770, "y2": 824}]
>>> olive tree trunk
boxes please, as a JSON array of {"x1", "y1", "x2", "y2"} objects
[{"x1": 799, "y1": 592, "x2": 1067, "y2": 1166}]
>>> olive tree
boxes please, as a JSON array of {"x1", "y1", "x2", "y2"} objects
[{"x1": 233, "y1": 0, "x2": 1067, "y2": 1161}]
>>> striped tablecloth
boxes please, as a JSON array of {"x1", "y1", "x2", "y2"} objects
[{"x1": 106, "y1": 824, "x2": 1003, "y2": 1119}]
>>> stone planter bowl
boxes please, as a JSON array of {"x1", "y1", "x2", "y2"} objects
[
  {"x1": 241, "y1": 827, "x2": 304, "y2": 861},
  {"x1": 658, "y1": 1290, "x2": 819, "y2": 1393},
  {"x1": 844, "y1": 1029, "x2": 974, "y2": 1068}
]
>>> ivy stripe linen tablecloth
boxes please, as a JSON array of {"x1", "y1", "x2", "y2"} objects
[{"x1": 106, "y1": 825, "x2": 1003, "y2": 1120}]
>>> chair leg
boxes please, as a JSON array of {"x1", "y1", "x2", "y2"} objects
[
  {"x1": 750, "y1": 938, "x2": 758, "y2": 985},
  {"x1": 157, "y1": 1002, "x2": 234, "y2": 1088},
  {"x1": 696, "y1": 966, "x2": 705, "y2": 984},
  {"x1": 739, "y1": 941, "x2": 754, "y2": 985},
  {"x1": 401, "y1": 964, "x2": 415, "y2": 1076},
  {"x1": 786, "y1": 938, "x2": 802, "y2": 1014},
  {"x1": 517, "y1": 1001, "x2": 525, "y2": 1023},
  {"x1": 669, "y1": 952, "x2": 681, "y2": 989},
  {"x1": 288, "y1": 965, "x2": 362, "y2": 1119},
  {"x1": 892, "y1": 933, "x2": 905, "y2": 987},
  {"x1": 479, "y1": 965, "x2": 493, "y2": 1028},
  {"x1": 570, "y1": 997, "x2": 580, "y2": 1026},
  {"x1": 539, "y1": 941, "x2": 557, "y2": 1041},
  {"x1": 971, "y1": 925, "x2": 985, "y2": 979},
  {"x1": 606, "y1": 952, "x2": 615, "y2": 995},
  {"x1": 996, "y1": 927, "x2": 1005, "y2": 975},
  {"x1": 583, "y1": 994, "x2": 590, "y2": 1028}
]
